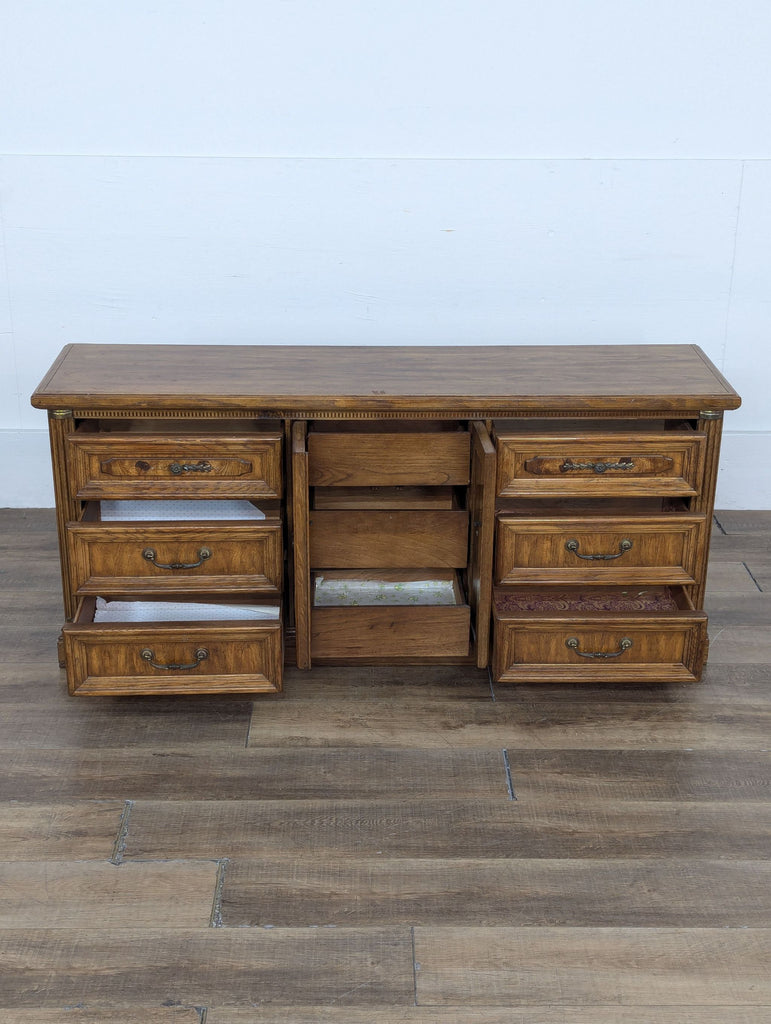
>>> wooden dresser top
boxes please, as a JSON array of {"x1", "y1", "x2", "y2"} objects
[{"x1": 31, "y1": 343, "x2": 741, "y2": 414}]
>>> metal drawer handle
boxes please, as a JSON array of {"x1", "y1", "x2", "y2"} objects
[
  {"x1": 566, "y1": 637, "x2": 633, "y2": 659},
  {"x1": 169, "y1": 460, "x2": 212, "y2": 475},
  {"x1": 140, "y1": 647, "x2": 209, "y2": 670},
  {"x1": 560, "y1": 459, "x2": 634, "y2": 474},
  {"x1": 565, "y1": 538, "x2": 633, "y2": 561},
  {"x1": 142, "y1": 547, "x2": 212, "y2": 570}
]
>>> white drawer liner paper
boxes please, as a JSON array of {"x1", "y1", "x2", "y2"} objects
[
  {"x1": 314, "y1": 575, "x2": 458, "y2": 607},
  {"x1": 94, "y1": 598, "x2": 279, "y2": 622},
  {"x1": 99, "y1": 500, "x2": 265, "y2": 521}
]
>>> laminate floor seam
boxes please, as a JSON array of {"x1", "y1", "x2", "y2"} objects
[
  {"x1": 410, "y1": 925, "x2": 419, "y2": 1006},
  {"x1": 743, "y1": 560, "x2": 764, "y2": 591},
  {"x1": 109, "y1": 799, "x2": 133, "y2": 865},
  {"x1": 502, "y1": 748, "x2": 516, "y2": 799},
  {"x1": 209, "y1": 858, "x2": 229, "y2": 928}
]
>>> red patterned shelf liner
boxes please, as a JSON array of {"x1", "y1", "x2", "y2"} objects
[{"x1": 495, "y1": 588, "x2": 679, "y2": 613}]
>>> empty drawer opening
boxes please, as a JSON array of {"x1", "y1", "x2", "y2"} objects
[
  {"x1": 90, "y1": 597, "x2": 281, "y2": 622},
  {"x1": 74, "y1": 418, "x2": 281, "y2": 434},
  {"x1": 312, "y1": 485, "x2": 460, "y2": 510}
]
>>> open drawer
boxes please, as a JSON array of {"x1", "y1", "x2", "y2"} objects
[
  {"x1": 63, "y1": 597, "x2": 283, "y2": 695},
  {"x1": 67, "y1": 501, "x2": 283, "y2": 596},
  {"x1": 492, "y1": 585, "x2": 707, "y2": 684},
  {"x1": 310, "y1": 570, "x2": 471, "y2": 660}
]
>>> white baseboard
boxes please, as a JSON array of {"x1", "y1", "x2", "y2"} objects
[{"x1": 2, "y1": 428, "x2": 769, "y2": 510}]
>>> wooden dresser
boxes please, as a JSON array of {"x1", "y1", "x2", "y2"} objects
[{"x1": 31, "y1": 343, "x2": 740, "y2": 696}]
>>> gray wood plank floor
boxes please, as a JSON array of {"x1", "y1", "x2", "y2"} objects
[{"x1": 0, "y1": 508, "x2": 769, "y2": 1021}]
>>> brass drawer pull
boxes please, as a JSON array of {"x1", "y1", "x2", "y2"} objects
[
  {"x1": 169, "y1": 460, "x2": 212, "y2": 475},
  {"x1": 560, "y1": 459, "x2": 634, "y2": 474},
  {"x1": 142, "y1": 547, "x2": 212, "y2": 570},
  {"x1": 140, "y1": 647, "x2": 209, "y2": 670},
  {"x1": 565, "y1": 538, "x2": 633, "y2": 561},
  {"x1": 566, "y1": 636, "x2": 633, "y2": 659}
]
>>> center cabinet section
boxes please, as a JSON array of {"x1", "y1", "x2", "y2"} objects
[{"x1": 292, "y1": 420, "x2": 495, "y2": 667}]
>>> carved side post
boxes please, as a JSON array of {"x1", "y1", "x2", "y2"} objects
[
  {"x1": 291, "y1": 421, "x2": 311, "y2": 669},
  {"x1": 689, "y1": 410, "x2": 725, "y2": 610},
  {"x1": 47, "y1": 410, "x2": 81, "y2": 667}
]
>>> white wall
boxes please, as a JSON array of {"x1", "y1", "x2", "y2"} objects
[{"x1": 1, "y1": 1, "x2": 768, "y2": 507}]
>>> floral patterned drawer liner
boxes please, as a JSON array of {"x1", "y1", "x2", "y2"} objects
[
  {"x1": 313, "y1": 574, "x2": 459, "y2": 607},
  {"x1": 495, "y1": 587, "x2": 680, "y2": 614}
]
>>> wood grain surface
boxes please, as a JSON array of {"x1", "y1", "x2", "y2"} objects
[
  {"x1": 30, "y1": 344, "x2": 742, "y2": 412},
  {"x1": 413, "y1": 927, "x2": 771, "y2": 1005},
  {"x1": 1, "y1": 507, "x2": 768, "y2": 1018},
  {"x1": 205, "y1": 1010, "x2": 771, "y2": 1024}
]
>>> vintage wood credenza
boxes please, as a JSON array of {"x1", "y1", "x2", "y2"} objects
[{"x1": 31, "y1": 343, "x2": 740, "y2": 696}]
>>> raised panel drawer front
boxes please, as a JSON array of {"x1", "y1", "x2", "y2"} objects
[
  {"x1": 495, "y1": 514, "x2": 706, "y2": 585},
  {"x1": 492, "y1": 587, "x2": 707, "y2": 683},
  {"x1": 67, "y1": 515, "x2": 283, "y2": 596},
  {"x1": 63, "y1": 599, "x2": 283, "y2": 695},
  {"x1": 495, "y1": 424, "x2": 705, "y2": 497},
  {"x1": 311, "y1": 605, "x2": 471, "y2": 659},
  {"x1": 308, "y1": 425, "x2": 470, "y2": 487},
  {"x1": 66, "y1": 425, "x2": 282, "y2": 499}
]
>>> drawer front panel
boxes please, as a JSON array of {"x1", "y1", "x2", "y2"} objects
[
  {"x1": 64, "y1": 618, "x2": 282, "y2": 695},
  {"x1": 311, "y1": 605, "x2": 470, "y2": 659},
  {"x1": 495, "y1": 515, "x2": 706, "y2": 585},
  {"x1": 493, "y1": 616, "x2": 707, "y2": 683},
  {"x1": 309, "y1": 510, "x2": 469, "y2": 568},
  {"x1": 67, "y1": 433, "x2": 282, "y2": 499},
  {"x1": 308, "y1": 431, "x2": 470, "y2": 487},
  {"x1": 496, "y1": 432, "x2": 705, "y2": 497},
  {"x1": 68, "y1": 520, "x2": 283, "y2": 595}
]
